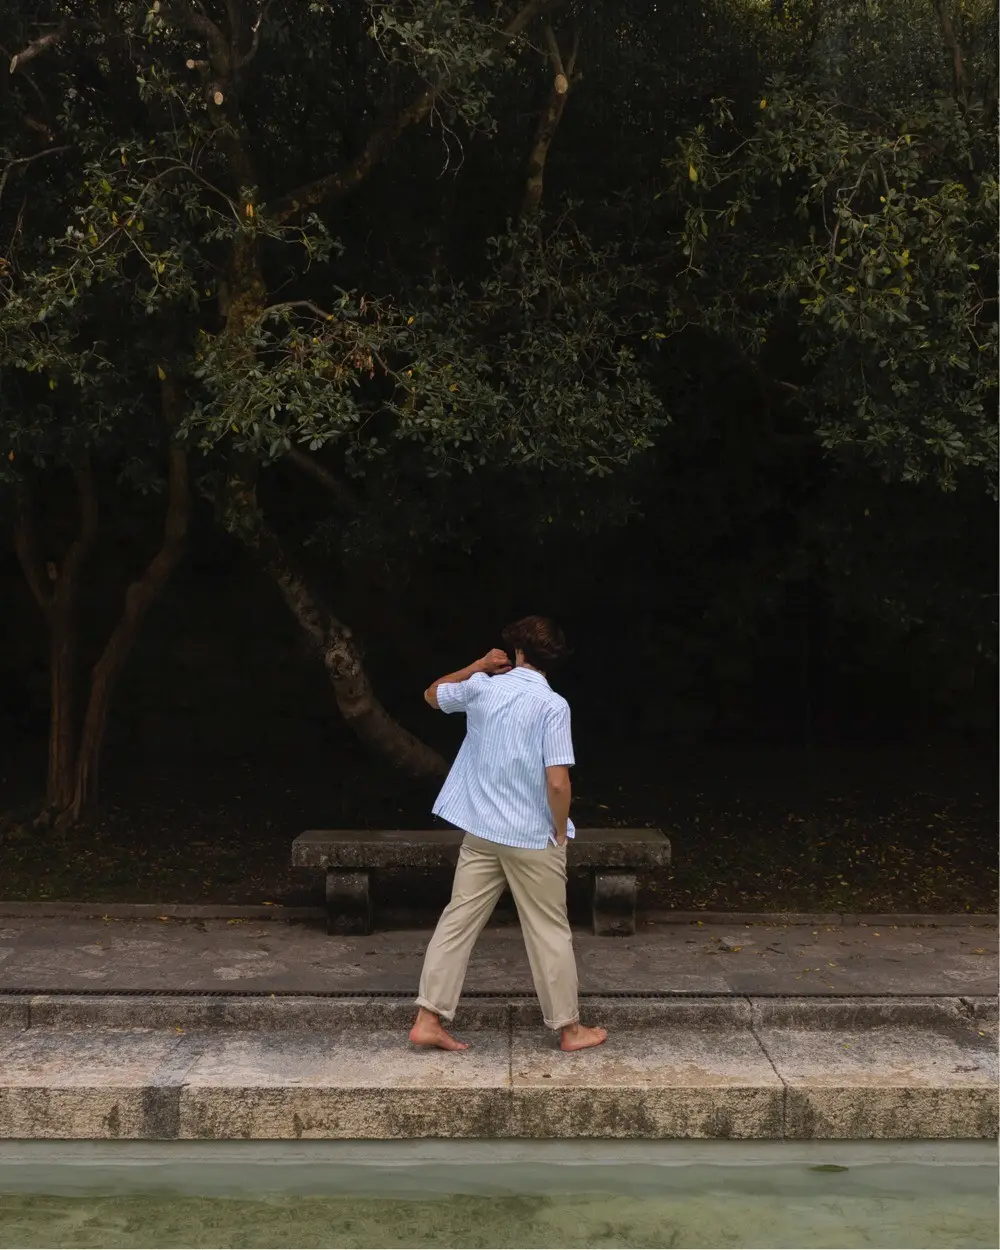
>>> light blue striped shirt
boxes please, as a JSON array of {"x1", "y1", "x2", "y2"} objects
[{"x1": 432, "y1": 666, "x2": 575, "y2": 850}]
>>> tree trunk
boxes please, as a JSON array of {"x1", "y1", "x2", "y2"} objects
[
  {"x1": 220, "y1": 471, "x2": 446, "y2": 778},
  {"x1": 12, "y1": 459, "x2": 99, "y2": 823},
  {"x1": 521, "y1": 26, "x2": 579, "y2": 219},
  {"x1": 186, "y1": 1, "x2": 445, "y2": 780},
  {"x1": 46, "y1": 601, "x2": 78, "y2": 812},
  {"x1": 58, "y1": 428, "x2": 191, "y2": 828}
]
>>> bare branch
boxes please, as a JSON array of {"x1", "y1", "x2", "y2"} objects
[
  {"x1": 22, "y1": 114, "x2": 57, "y2": 142},
  {"x1": 0, "y1": 41, "x2": 46, "y2": 101},
  {"x1": 543, "y1": 24, "x2": 566, "y2": 77},
  {"x1": 0, "y1": 145, "x2": 72, "y2": 207},
  {"x1": 236, "y1": 0, "x2": 277, "y2": 69},
  {"x1": 271, "y1": 0, "x2": 565, "y2": 225},
  {"x1": 9, "y1": 21, "x2": 71, "y2": 74},
  {"x1": 565, "y1": 29, "x2": 580, "y2": 77}
]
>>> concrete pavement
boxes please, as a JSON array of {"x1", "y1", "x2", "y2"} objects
[{"x1": 0, "y1": 915, "x2": 995, "y2": 996}]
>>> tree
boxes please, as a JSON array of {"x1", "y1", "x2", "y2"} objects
[
  {"x1": 1, "y1": 0, "x2": 663, "y2": 824},
  {"x1": 658, "y1": 0, "x2": 998, "y2": 495}
]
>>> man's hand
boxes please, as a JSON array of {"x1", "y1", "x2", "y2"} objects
[
  {"x1": 424, "y1": 648, "x2": 510, "y2": 708},
  {"x1": 475, "y1": 647, "x2": 512, "y2": 676}
]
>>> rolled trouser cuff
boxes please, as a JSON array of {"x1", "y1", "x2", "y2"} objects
[{"x1": 415, "y1": 996, "x2": 456, "y2": 1023}]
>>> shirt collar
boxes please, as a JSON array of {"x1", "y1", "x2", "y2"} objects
[{"x1": 512, "y1": 666, "x2": 549, "y2": 687}]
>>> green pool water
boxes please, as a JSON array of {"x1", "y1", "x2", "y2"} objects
[{"x1": 0, "y1": 1142, "x2": 996, "y2": 1249}]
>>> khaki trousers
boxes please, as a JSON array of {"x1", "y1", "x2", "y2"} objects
[{"x1": 416, "y1": 833, "x2": 579, "y2": 1030}]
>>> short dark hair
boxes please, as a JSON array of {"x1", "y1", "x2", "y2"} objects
[{"x1": 501, "y1": 616, "x2": 570, "y2": 671}]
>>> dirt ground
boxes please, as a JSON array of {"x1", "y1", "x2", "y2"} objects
[{"x1": 1, "y1": 741, "x2": 995, "y2": 916}]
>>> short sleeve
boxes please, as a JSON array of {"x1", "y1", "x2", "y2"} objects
[
  {"x1": 436, "y1": 670, "x2": 489, "y2": 715},
  {"x1": 543, "y1": 701, "x2": 575, "y2": 767}
]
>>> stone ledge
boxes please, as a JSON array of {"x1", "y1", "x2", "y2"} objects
[
  {"x1": 6, "y1": 993, "x2": 995, "y2": 1034},
  {"x1": 0, "y1": 999, "x2": 29, "y2": 1029},
  {"x1": 15, "y1": 994, "x2": 508, "y2": 1034},
  {"x1": 753, "y1": 1021, "x2": 998, "y2": 1141},
  {"x1": 509, "y1": 1025, "x2": 783, "y2": 1139},
  {"x1": 0, "y1": 1015, "x2": 995, "y2": 1142},
  {"x1": 749, "y1": 996, "x2": 999, "y2": 1031}
]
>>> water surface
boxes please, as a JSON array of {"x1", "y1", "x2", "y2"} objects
[{"x1": 1, "y1": 1141, "x2": 995, "y2": 1249}]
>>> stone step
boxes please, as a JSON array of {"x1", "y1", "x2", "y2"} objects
[
  {"x1": 0, "y1": 1001, "x2": 995, "y2": 1142},
  {"x1": 1, "y1": 992, "x2": 996, "y2": 1032}
]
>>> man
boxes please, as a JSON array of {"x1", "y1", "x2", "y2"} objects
[{"x1": 409, "y1": 615, "x2": 607, "y2": 1053}]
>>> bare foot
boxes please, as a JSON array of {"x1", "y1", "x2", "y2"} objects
[
  {"x1": 560, "y1": 1023, "x2": 608, "y2": 1052},
  {"x1": 409, "y1": 1008, "x2": 468, "y2": 1051}
]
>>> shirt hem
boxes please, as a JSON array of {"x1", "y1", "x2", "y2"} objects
[{"x1": 433, "y1": 809, "x2": 574, "y2": 849}]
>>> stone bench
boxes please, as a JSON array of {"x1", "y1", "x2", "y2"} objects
[{"x1": 291, "y1": 828, "x2": 671, "y2": 938}]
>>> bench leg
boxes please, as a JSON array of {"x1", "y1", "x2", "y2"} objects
[
  {"x1": 326, "y1": 870, "x2": 372, "y2": 935},
  {"x1": 592, "y1": 871, "x2": 636, "y2": 937}
]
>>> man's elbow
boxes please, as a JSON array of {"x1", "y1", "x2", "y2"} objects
[
  {"x1": 546, "y1": 766, "x2": 571, "y2": 794},
  {"x1": 423, "y1": 684, "x2": 440, "y2": 709}
]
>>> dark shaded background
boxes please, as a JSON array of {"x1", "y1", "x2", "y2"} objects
[{"x1": 0, "y1": 0, "x2": 995, "y2": 913}]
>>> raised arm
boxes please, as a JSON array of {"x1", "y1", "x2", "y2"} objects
[{"x1": 424, "y1": 648, "x2": 511, "y2": 709}]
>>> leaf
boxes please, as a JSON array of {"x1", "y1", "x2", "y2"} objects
[
  {"x1": 810, "y1": 1164, "x2": 849, "y2": 1173},
  {"x1": 688, "y1": 163, "x2": 699, "y2": 183},
  {"x1": 156, "y1": 365, "x2": 166, "y2": 381}
]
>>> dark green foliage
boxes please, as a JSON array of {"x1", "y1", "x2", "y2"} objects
[
  {"x1": 661, "y1": 0, "x2": 998, "y2": 493},
  {"x1": 0, "y1": 0, "x2": 995, "y2": 813}
]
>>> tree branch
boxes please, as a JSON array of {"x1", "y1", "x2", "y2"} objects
[
  {"x1": 220, "y1": 468, "x2": 445, "y2": 776},
  {"x1": 0, "y1": 145, "x2": 72, "y2": 206},
  {"x1": 171, "y1": 0, "x2": 231, "y2": 72},
  {"x1": 932, "y1": 0, "x2": 968, "y2": 109},
  {"x1": 284, "y1": 447, "x2": 361, "y2": 512},
  {"x1": 271, "y1": 0, "x2": 565, "y2": 225},
  {"x1": 12, "y1": 458, "x2": 100, "y2": 617},
  {"x1": 62, "y1": 428, "x2": 191, "y2": 826},
  {"x1": 236, "y1": 0, "x2": 276, "y2": 69},
  {"x1": 13, "y1": 477, "x2": 52, "y2": 615},
  {"x1": 58, "y1": 456, "x2": 100, "y2": 604},
  {"x1": 8, "y1": 22, "x2": 71, "y2": 74},
  {"x1": 521, "y1": 24, "x2": 578, "y2": 219}
]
